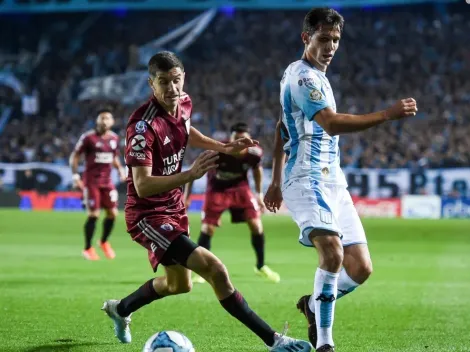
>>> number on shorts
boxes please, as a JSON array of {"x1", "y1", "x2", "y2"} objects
[{"x1": 109, "y1": 190, "x2": 118, "y2": 203}]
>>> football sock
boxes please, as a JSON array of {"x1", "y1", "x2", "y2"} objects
[
  {"x1": 308, "y1": 267, "x2": 360, "y2": 313},
  {"x1": 197, "y1": 232, "x2": 212, "y2": 251},
  {"x1": 220, "y1": 290, "x2": 275, "y2": 347},
  {"x1": 84, "y1": 216, "x2": 97, "y2": 250},
  {"x1": 251, "y1": 233, "x2": 265, "y2": 270},
  {"x1": 310, "y1": 268, "x2": 339, "y2": 348},
  {"x1": 101, "y1": 217, "x2": 115, "y2": 243},
  {"x1": 117, "y1": 279, "x2": 162, "y2": 317},
  {"x1": 336, "y1": 268, "x2": 360, "y2": 299}
]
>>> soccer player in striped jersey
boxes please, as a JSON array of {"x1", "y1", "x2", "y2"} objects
[{"x1": 264, "y1": 8, "x2": 418, "y2": 352}]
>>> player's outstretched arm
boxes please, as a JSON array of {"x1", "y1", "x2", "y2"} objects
[
  {"x1": 264, "y1": 121, "x2": 286, "y2": 213},
  {"x1": 184, "y1": 177, "x2": 194, "y2": 209},
  {"x1": 188, "y1": 126, "x2": 259, "y2": 155},
  {"x1": 315, "y1": 98, "x2": 418, "y2": 136},
  {"x1": 132, "y1": 151, "x2": 218, "y2": 198}
]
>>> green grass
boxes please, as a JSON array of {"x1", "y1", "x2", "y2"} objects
[{"x1": 1, "y1": 209, "x2": 470, "y2": 352}]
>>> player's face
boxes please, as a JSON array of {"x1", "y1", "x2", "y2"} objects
[
  {"x1": 230, "y1": 131, "x2": 250, "y2": 142},
  {"x1": 96, "y1": 112, "x2": 114, "y2": 132},
  {"x1": 149, "y1": 67, "x2": 185, "y2": 110},
  {"x1": 302, "y1": 24, "x2": 341, "y2": 71}
]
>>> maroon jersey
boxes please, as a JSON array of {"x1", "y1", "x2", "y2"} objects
[
  {"x1": 124, "y1": 94, "x2": 192, "y2": 221},
  {"x1": 206, "y1": 145, "x2": 263, "y2": 192},
  {"x1": 74, "y1": 130, "x2": 119, "y2": 187}
]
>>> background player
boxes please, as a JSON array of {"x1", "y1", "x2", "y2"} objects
[
  {"x1": 264, "y1": 8, "x2": 418, "y2": 352},
  {"x1": 101, "y1": 51, "x2": 312, "y2": 352},
  {"x1": 185, "y1": 122, "x2": 280, "y2": 284},
  {"x1": 70, "y1": 108, "x2": 126, "y2": 260}
]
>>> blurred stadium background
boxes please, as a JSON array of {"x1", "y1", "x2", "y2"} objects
[{"x1": 1, "y1": 0, "x2": 470, "y2": 351}]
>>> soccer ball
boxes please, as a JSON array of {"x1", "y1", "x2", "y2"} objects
[{"x1": 142, "y1": 331, "x2": 195, "y2": 352}]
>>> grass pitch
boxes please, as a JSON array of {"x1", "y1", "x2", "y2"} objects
[{"x1": 1, "y1": 209, "x2": 469, "y2": 352}]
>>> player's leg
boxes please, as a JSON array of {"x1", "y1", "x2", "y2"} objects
[
  {"x1": 246, "y1": 217, "x2": 280, "y2": 283},
  {"x1": 82, "y1": 186, "x2": 100, "y2": 260},
  {"x1": 102, "y1": 234, "x2": 196, "y2": 344},
  {"x1": 192, "y1": 223, "x2": 216, "y2": 284},
  {"x1": 186, "y1": 245, "x2": 312, "y2": 351},
  {"x1": 99, "y1": 188, "x2": 119, "y2": 259}
]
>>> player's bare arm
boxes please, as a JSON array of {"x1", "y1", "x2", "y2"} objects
[
  {"x1": 189, "y1": 126, "x2": 259, "y2": 155},
  {"x1": 113, "y1": 156, "x2": 127, "y2": 182},
  {"x1": 252, "y1": 165, "x2": 265, "y2": 212},
  {"x1": 69, "y1": 150, "x2": 84, "y2": 190},
  {"x1": 132, "y1": 151, "x2": 218, "y2": 198},
  {"x1": 184, "y1": 177, "x2": 194, "y2": 208},
  {"x1": 264, "y1": 121, "x2": 286, "y2": 213},
  {"x1": 315, "y1": 98, "x2": 418, "y2": 136}
]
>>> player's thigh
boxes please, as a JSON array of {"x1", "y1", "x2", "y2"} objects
[
  {"x1": 282, "y1": 179, "x2": 341, "y2": 247},
  {"x1": 101, "y1": 187, "x2": 119, "y2": 212},
  {"x1": 84, "y1": 186, "x2": 100, "y2": 217},
  {"x1": 202, "y1": 192, "x2": 227, "y2": 227},
  {"x1": 164, "y1": 264, "x2": 192, "y2": 292},
  {"x1": 337, "y1": 188, "x2": 367, "y2": 247}
]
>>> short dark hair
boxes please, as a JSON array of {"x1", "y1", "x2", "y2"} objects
[
  {"x1": 148, "y1": 51, "x2": 184, "y2": 78},
  {"x1": 96, "y1": 106, "x2": 113, "y2": 116},
  {"x1": 303, "y1": 8, "x2": 344, "y2": 35},
  {"x1": 230, "y1": 122, "x2": 250, "y2": 134}
]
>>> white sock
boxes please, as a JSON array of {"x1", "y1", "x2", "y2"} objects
[
  {"x1": 309, "y1": 267, "x2": 360, "y2": 313},
  {"x1": 310, "y1": 268, "x2": 339, "y2": 348}
]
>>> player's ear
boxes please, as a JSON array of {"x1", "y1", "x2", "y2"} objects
[{"x1": 301, "y1": 32, "x2": 310, "y2": 45}]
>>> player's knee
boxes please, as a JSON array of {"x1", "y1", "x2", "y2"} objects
[
  {"x1": 168, "y1": 280, "x2": 193, "y2": 295},
  {"x1": 202, "y1": 224, "x2": 216, "y2": 237},
  {"x1": 208, "y1": 260, "x2": 230, "y2": 286},
  {"x1": 314, "y1": 235, "x2": 344, "y2": 270},
  {"x1": 106, "y1": 208, "x2": 117, "y2": 219},
  {"x1": 358, "y1": 259, "x2": 373, "y2": 283},
  {"x1": 247, "y1": 219, "x2": 263, "y2": 234}
]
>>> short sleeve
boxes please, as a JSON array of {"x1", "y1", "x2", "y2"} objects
[
  {"x1": 74, "y1": 133, "x2": 88, "y2": 154},
  {"x1": 290, "y1": 71, "x2": 329, "y2": 121},
  {"x1": 125, "y1": 120, "x2": 156, "y2": 167}
]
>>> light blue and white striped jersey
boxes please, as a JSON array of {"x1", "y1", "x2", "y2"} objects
[{"x1": 280, "y1": 59, "x2": 347, "y2": 186}]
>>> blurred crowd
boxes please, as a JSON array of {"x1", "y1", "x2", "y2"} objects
[{"x1": 0, "y1": 3, "x2": 469, "y2": 169}]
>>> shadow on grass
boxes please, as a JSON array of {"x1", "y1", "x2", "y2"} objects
[{"x1": 24, "y1": 339, "x2": 114, "y2": 352}]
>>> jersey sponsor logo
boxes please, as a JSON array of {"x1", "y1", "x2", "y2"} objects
[
  {"x1": 160, "y1": 223, "x2": 174, "y2": 231},
  {"x1": 135, "y1": 120, "x2": 147, "y2": 134},
  {"x1": 109, "y1": 139, "x2": 117, "y2": 150},
  {"x1": 129, "y1": 151, "x2": 145, "y2": 160},
  {"x1": 131, "y1": 135, "x2": 146, "y2": 151},
  {"x1": 94, "y1": 152, "x2": 113, "y2": 164},
  {"x1": 302, "y1": 77, "x2": 317, "y2": 89},
  {"x1": 309, "y1": 88, "x2": 323, "y2": 101},
  {"x1": 162, "y1": 147, "x2": 186, "y2": 175}
]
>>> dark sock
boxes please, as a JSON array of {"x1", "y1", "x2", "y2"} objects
[
  {"x1": 197, "y1": 232, "x2": 212, "y2": 251},
  {"x1": 84, "y1": 216, "x2": 97, "y2": 250},
  {"x1": 117, "y1": 279, "x2": 162, "y2": 317},
  {"x1": 220, "y1": 290, "x2": 275, "y2": 347},
  {"x1": 251, "y1": 233, "x2": 265, "y2": 270},
  {"x1": 101, "y1": 217, "x2": 115, "y2": 243}
]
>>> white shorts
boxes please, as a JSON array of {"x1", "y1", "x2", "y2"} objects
[{"x1": 282, "y1": 177, "x2": 367, "y2": 247}]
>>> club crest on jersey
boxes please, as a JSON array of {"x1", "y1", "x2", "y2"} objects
[
  {"x1": 160, "y1": 224, "x2": 174, "y2": 232},
  {"x1": 135, "y1": 121, "x2": 147, "y2": 134},
  {"x1": 131, "y1": 134, "x2": 146, "y2": 151},
  {"x1": 109, "y1": 140, "x2": 117, "y2": 150},
  {"x1": 309, "y1": 88, "x2": 323, "y2": 101}
]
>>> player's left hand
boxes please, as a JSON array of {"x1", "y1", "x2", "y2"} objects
[
  {"x1": 119, "y1": 170, "x2": 127, "y2": 183},
  {"x1": 223, "y1": 137, "x2": 259, "y2": 155}
]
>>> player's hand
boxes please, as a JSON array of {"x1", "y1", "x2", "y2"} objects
[
  {"x1": 119, "y1": 170, "x2": 127, "y2": 183},
  {"x1": 73, "y1": 178, "x2": 84, "y2": 191},
  {"x1": 256, "y1": 193, "x2": 266, "y2": 213},
  {"x1": 189, "y1": 151, "x2": 219, "y2": 180},
  {"x1": 264, "y1": 183, "x2": 283, "y2": 213},
  {"x1": 385, "y1": 98, "x2": 418, "y2": 120},
  {"x1": 223, "y1": 137, "x2": 259, "y2": 155}
]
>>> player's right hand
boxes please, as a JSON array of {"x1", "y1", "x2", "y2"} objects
[
  {"x1": 264, "y1": 183, "x2": 283, "y2": 213},
  {"x1": 189, "y1": 151, "x2": 219, "y2": 180},
  {"x1": 386, "y1": 98, "x2": 418, "y2": 120},
  {"x1": 73, "y1": 178, "x2": 84, "y2": 191}
]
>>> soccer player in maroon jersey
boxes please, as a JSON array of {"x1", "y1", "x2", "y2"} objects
[
  {"x1": 70, "y1": 108, "x2": 126, "y2": 260},
  {"x1": 185, "y1": 122, "x2": 280, "y2": 284},
  {"x1": 101, "y1": 51, "x2": 312, "y2": 352}
]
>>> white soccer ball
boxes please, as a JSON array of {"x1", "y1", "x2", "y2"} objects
[{"x1": 142, "y1": 331, "x2": 195, "y2": 352}]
